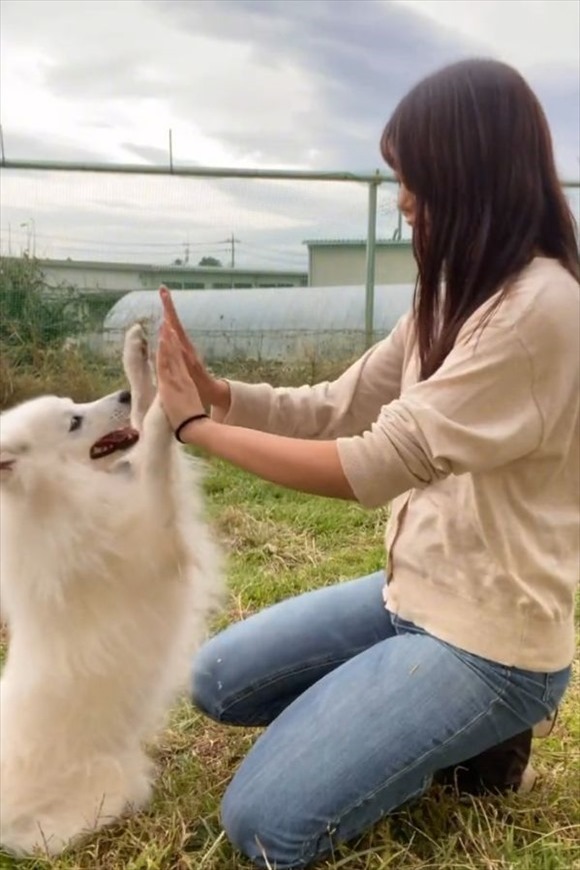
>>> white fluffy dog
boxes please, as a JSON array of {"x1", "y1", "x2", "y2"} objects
[{"x1": 0, "y1": 325, "x2": 224, "y2": 856}]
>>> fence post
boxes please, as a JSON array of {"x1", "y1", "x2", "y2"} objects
[{"x1": 365, "y1": 177, "x2": 379, "y2": 348}]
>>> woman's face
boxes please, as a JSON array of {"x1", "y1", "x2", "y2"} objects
[{"x1": 397, "y1": 180, "x2": 417, "y2": 227}]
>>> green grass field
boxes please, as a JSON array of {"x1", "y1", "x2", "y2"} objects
[{"x1": 1, "y1": 459, "x2": 578, "y2": 870}]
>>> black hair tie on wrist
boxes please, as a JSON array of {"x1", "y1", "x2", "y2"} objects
[{"x1": 174, "y1": 413, "x2": 209, "y2": 443}]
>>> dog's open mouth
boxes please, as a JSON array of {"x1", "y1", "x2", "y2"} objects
[{"x1": 90, "y1": 427, "x2": 140, "y2": 460}]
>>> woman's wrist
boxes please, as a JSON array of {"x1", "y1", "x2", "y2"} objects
[
  {"x1": 201, "y1": 376, "x2": 231, "y2": 413},
  {"x1": 213, "y1": 378, "x2": 231, "y2": 409},
  {"x1": 174, "y1": 413, "x2": 210, "y2": 444},
  {"x1": 207, "y1": 378, "x2": 231, "y2": 422},
  {"x1": 177, "y1": 415, "x2": 216, "y2": 448}
]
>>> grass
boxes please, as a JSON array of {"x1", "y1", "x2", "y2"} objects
[
  {"x1": 0, "y1": 346, "x2": 120, "y2": 410},
  {"x1": 0, "y1": 341, "x2": 357, "y2": 412},
  {"x1": 0, "y1": 350, "x2": 579, "y2": 869}
]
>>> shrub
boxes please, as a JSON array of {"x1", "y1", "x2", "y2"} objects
[{"x1": 0, "y1": 255, "x2": 88, "y2": 364}]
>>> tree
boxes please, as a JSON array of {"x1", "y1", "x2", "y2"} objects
[{"x1": 198, "y1": 256, "x2": 222, "y2": 267}]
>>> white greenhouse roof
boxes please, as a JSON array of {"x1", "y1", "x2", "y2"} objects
[{"x1": 104, "y1": 283, "x2": 415, "y2": 361}]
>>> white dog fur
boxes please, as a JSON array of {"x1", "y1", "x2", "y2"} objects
[{"x1": 0, "y1": 324, "x2": 224, "y2": 856}]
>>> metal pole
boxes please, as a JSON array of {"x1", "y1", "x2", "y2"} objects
[
  {"x1": 365, "y1": 179, "x2": 379, "y2": 349},
  {"x1": 0, "y1": 157, "x2": 399, "y2": 185},
  {"x1": 0, "y1": 156, "x2": 577, "y2": 188}
]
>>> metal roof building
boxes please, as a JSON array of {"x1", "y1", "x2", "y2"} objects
[{"x1": 39, "y1": 258, "x2": 307, "y2": 294}]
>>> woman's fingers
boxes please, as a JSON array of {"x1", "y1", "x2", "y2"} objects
[
  {"x1": 158, "y1": 287, "x2": 225, "y2": 410},
  {"x1": 160, "y1": 286, "x2": 204, "y2": 376},
  {"x1": 157, "y1": 333, "x2": 174, "y2": 377},
  {"x1": 160, "y1": 286, "x2": 179, "y2": 326},
  {"x1": 160, "y1": 287, "x2": 190, "y2": 344},
  {"x1": 159, "y1": 324, "x2": 190, "y2": 381}
]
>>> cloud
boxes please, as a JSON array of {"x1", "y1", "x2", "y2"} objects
[
  {"x1": 0, "y1": 0, "x2": 577, "y2": 269},
  {"x1": 399, "y1": 0, "x2": 580, "y2": 72},
  {"x1": 148, "y1": 0, "x2": 478, "y2": 168},
  {"x1": 2, "y1": 0, "x2": 478, "y2": 169},
  {"x1": 2, "y1": 131, "x2": 115, "y2": 164}
]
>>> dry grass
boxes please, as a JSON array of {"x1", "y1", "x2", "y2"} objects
[
  {"x1": 0, "y1": 352, "x2": 579, "y2": 870},
  {"x1": 0, "y1": 347, "x2": 119, "y2": 410},
  {"x1": 0, "y1": 344, "x2": 353, "y2": 411}
]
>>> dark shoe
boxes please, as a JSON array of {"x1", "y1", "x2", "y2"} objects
[
  {"x1": 532, "y1": 708, "x2": 558, "y2": 738},
  {"x1": 434, "y1": 729, "x2": 533, "y2": 796}
]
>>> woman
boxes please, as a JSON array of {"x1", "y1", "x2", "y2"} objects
[{"x1": 156, "y1": 58, "x2": 579, "y2": 869}]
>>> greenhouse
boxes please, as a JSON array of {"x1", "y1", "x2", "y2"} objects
[{"x1": 103, "y1": 284, "x2": 414, "y2": 362}]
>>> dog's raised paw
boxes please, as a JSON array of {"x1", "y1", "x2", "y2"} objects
[
  {"x1": 125, "y1": 323, "x2": 148, "y2": 356},
  {"x1": 123, "y1": 324, "x2": 151, "y2": 379},
  {"x1": 123, "y1": 323, "x2": 156, "y2": 427}
]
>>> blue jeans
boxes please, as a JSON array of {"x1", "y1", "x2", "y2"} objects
[{"x1": 192, "y1": 572, "x2": 571, "y2": 869}]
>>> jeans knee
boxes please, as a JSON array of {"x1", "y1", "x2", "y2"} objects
[
  {"x1": 190, "y1": 638, "x2": 224, "y2": 721},
  {"x1": 221, "y1": 786, "x2": 305, "y2": 869},
  {"x1": 221, "y1": 790, "x2": 261, "y2": 866}
]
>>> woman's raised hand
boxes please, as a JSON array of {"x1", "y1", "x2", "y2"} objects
[{"x1": 159, "y1": 286, "x2": 230, "y2": 411}]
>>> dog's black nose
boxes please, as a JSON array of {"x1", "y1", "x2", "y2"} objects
[{"x1": 118, "y1": 390, "x2": 131, "y2": 405}]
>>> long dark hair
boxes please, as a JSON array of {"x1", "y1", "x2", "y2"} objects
[{"x1": 381, "y1": 58, "x2": 579, "y2": 380}]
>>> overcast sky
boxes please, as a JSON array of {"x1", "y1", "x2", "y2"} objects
[{"x1": 0, "y1": 0, "x2": 578, "y2": 268}]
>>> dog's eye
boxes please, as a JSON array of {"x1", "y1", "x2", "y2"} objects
[{"x1": 69, "y1": 415, "x2": 83, "y2": 432}]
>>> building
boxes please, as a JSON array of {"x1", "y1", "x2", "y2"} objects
[
  {"x1": 38, "y1": 258, "x2": 308, "y2": 294},
  {"x1": 304, "y1": 239, "x2": 416, "y2": 286}
]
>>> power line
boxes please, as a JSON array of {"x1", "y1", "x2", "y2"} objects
[
  {"x1": 0, "y1": 226, "x2": 307, "y2": 268},
  {"x1": 0, "y1": 227, "x2": 238, "y2": 250}
]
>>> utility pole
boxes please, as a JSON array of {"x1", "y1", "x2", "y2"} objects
[
  {"x1": 228, "y1": 233, "x2": 240, "y2": 268},
  {"x1": 216, "y1": 234, "x2": 240, "y2": 271},
  {"x1": 20, "y1": 219, "x2": 36, "y2": 257}
]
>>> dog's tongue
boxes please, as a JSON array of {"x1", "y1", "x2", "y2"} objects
[{"x1": 90, "y1": 427, "x2": 139, "y2": 460}]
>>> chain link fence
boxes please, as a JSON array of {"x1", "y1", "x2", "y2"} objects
[
  {"x1": 0, "y1": 162, "x2": 410, "y2": 373},
  {"x1": 0, "y1": 160, "x2": 578, "y2": 407}
]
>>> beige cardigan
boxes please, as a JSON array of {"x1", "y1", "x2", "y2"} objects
[{"x1": 220, "y1": 258, "x2": 579, "y2": 671}]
